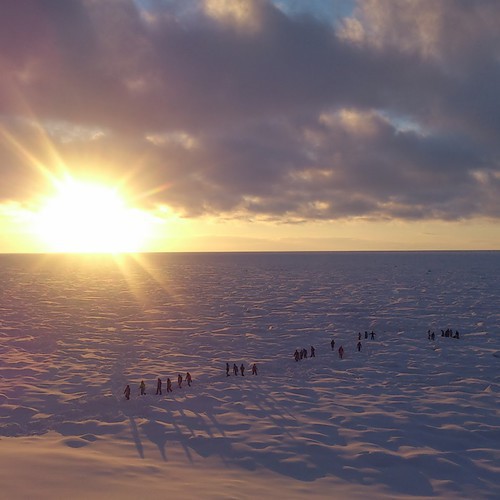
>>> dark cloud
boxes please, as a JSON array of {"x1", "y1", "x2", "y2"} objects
[{"x1": 0, "y1": 0, "x2": 498, "y2": 223}]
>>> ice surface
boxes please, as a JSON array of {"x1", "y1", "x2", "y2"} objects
[{"x1": 0, "y1": 252, "x2": 498, "y2": 499}]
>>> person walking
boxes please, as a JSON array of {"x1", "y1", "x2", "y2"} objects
[
  {"x1": 233, "y1": 363, "x2": 239, "y2": 375},
  {"x1": 310, "y1": 345, "x2": 315, "y2": 357},
  {"x1": 177, "y1": 373, "x2": 183, "y2": 388},
  {"x1": 252, "y1": 363, "x2": 257, "y2": 375},
  {"x1": 156, "y1": 377, "x2": 162, "y2": 395},
  {"x1": 226, "y1": 362, "x2": 230, "y2": 376},
  {"x1": 240, "y1": 364, "x2": 245, "y2": 376},
  {"x1": 338, "y1": 346, "x2": 344, "y2": 359},
  {"x1": 357, "y1": 341, "x2": 362, "y2": 352},
  {"x1": 186, "y1": 372, "x2": 192, "y2": 387},
  {"x1": 124, "y1": 384, "x2": 131, "y2": 400},
  {"x1": 140, "y1": 380, "x2": 146, "y2": 395},
  {"x1": 331, "y1": 339, "x2": 335, "y2": 351},
  {"x1": 166, "y1": 378, "x2": 173, "y2": 393}
]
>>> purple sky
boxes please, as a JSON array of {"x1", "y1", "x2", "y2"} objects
[{"x1": 1, "y1": 0, "x2": 499, "y2": 232}]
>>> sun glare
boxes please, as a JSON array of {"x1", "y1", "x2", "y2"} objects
[{"x1": 35, "y1": 178, "x2": 155, "y2": 253}]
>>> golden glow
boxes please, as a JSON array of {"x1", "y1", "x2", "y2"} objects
[{"x1": 34, "y1": 178, "x2": 155, "y2": 253}]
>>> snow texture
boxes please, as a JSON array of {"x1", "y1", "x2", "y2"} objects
[{"x1": 0, "y1": 252, "x2": 499, "y2": 499}]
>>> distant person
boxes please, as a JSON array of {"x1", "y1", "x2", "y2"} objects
[
  {"x1": 303, "y1": 348, "x2": 308, "y2": 359},
  {"x1": 431, "y1": 331, "x2": 435, "y2": 340},
  {"x1": 428, "y1": 329, "x2": 431, "y2": 340},
  {"x1": 294, "y1": 350, "x2": 300, "y2": 362},
  {"x1": 358, "y1": 332, "x2": 361, "y2": 341},
  {"x1": 365, "y1": 331, "x2": 368, "y2": 339},
  {"x1": 252, "y1": 363, "x2": 257, "y2": 375},
  {"x1": 233, "y1": 363, "x2": 239, "y2": 375},
  {"x1": 370, "y1": 331, "x2": 375, "y2": 340},
  {"x1": 140, "y1": 380, "x2": 146, "y2": 395},
  {"x1": 166, "y1": 378, "x2": 173, "y2": 393},
  {"x1": 338, "y1": 346, "x2": 344, "y2": 359},
  {"x1": 226, "y1": 362, "x2": 230, "y2": 377},
  {"x1": 331, "y1": 339, "x2": 335, "y2": 351},
  {"x1": 177, "y1": 373, "x2": 183, "y2": 388},
  {"x1": 156, "y1": 377, "x2": 162, "y2": 395},
  {"x1": 357, "y1": 341, "x2": 362, "y2": 352},
  {"x1": 186, "y1": 372, "x2": 192, "y2": 387},
  {"x1": 124, "y1": 384, "x2": 131, "y2": 400},
  {"x1": 240, "y1": 364, "x2": 245, "y2": 376},
  {"x1": 455, "y1": 331, "x2": 460, "y2": 339},
  {"x1": 310, "y1": 346, "x2": 315, "y2": 357}
]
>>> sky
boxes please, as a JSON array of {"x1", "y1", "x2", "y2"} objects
[{"x1": 0, "y1": 0, "x2": 499, "y2": 252}]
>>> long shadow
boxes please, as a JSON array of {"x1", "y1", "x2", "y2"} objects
[
  {"x1": 128, "y1": 416, "x2": 144, "y2": 459},
  {"x1": 142, "y1": 419, "x2": 168, "y2": 461}
]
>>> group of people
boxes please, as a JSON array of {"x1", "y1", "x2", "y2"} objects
[
  {"x1": 427, "y1": 328, "x2": 460, "y2": 340},
  {"x1": 124, "y1": 372, "x2": 193, "y2": 400},
  {"x1": 359, "y1": 331, "x2": 376, "y2": 340},
  {"x1": 226, "y1": 362, "x2": 258, "y2": 376},
  {"x1": 294, "y1": 346, "x2": 315, "y2": 361}
]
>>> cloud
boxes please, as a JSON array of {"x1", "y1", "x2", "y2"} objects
[{"x1": 0, "y1": 0, "x2": 498, "y2": 223}]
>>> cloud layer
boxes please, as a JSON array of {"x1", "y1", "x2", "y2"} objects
[{"x1": 1, "y1": 0, "x2": 499, "y2": 222}]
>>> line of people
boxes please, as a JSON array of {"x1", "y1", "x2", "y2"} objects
[
  {"x1": 226, "y1": 362, "x2": 258, "y2": 376},
  {"x1": 124, "y1": 372, "x2": 192, "y2": 400}
]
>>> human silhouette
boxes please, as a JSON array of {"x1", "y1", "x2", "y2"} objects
[
  {"x1": 166, "y1": 378, "x2": 172, "y2": 393},
  {"x1": 233, "y1": 363, "x2": 239, "y2": 375},
  {"x1": 140, "y1": 380, "x2": 146, "y2": 395},
  {"x1": 226, "y1": 362, "x2": 230, "y2": 376},
  {"x1": 338, "y1": 346, "x2": 344, "y2": 359},
  {"x1": 252, "y1": 363, "x2": 257, "y2": 375},
  {"x1": 331, "y1": 339, "x2": 335, "y2": 350},
  {"x1": 240, "y1": 364, "x2": 245, "y2": 376},
  {"x1": 310, "y1": 345, "x2": 315, "y2": 357},
  {"x1": 124, "y1": 384, "x2": 131, "y2": 400},
  {"x1": 156, "y1": 377, "x2": 162, "y2": 395},
  {"x1": 186, "y1": 372, "x2": 192, "y2": 387},
  {"x1": 357, "y1": 341, "x2": 362, "y2": 352},
  {"x1": 177, "y1": 373, "x2": 183, "y2": 388}
]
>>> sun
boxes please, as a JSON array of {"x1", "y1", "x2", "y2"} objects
[{"x1": 34, "y1": 178, "x2": 155, "y2": 253}]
